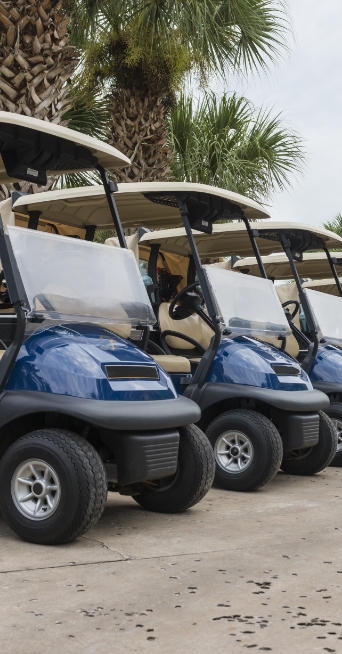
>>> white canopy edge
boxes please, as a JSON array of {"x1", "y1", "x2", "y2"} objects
[
  {"x1": 12, "y1": 182, "x2": 270, "y2": 230},
  {"x1": 140, "y1": 222, "x2": 342, "y2": 259},
  {"x1": 0, "y1": 112, "x2": 130, "y2": 183},
  {"x1": 233, "y1": 249, "x2": 342, "y2": 280},
  {"x1": 303, "y1": 278, "x2": 342, "y2": 296}
]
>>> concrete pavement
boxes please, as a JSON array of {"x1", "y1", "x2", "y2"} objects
[{"x1": 0, "y1": 468, "x2": 342, "y2": 653}]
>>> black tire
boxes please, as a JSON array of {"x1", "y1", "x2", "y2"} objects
[
  {"x1": 206, "y1": 409, "x2": 283, "y2": 492},
  {"x1": 280, "y1": 411, "x2": 338, "y2": 475},
  {"x1": 324, "y1": 403, "x2": 342, "y2": 466},
  {"x1": 133, "y1": 424, "x2": 215, "y2": 513},
  {"x1": 0, "y1": 429, "x2": 107, "y2": 545}
]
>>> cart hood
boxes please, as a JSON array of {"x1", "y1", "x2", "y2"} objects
[
  {"x1": 0, "y1": 112, "x2": 130, "y2": 186},
  {"x1": 12, "y1": 181, "x2": 269, "y2": 231}
]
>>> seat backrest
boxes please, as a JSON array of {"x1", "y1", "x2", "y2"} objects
[
  {"x1": 274, "y1": 283, "x2": 301, "y2": 358},
  {"x1": 275, "y1": 283, "x2": 301, "y2": 329},
  {"x1": 159, "y1": 302, "x2": 214, "y2": 350}
]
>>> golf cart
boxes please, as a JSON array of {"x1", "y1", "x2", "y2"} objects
[
  {"x1": 0, "y1": 115, "x2": 215, "y2": 545},
  {"x1": 12, "y1": 184, "x2": 336, "y2": 492},
  {"x1": 234, "y1": 228, "x2": 342, "y2": 465}
]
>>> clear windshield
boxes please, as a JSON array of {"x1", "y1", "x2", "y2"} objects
[
  {"x1": 7, "y1": 226, "x2": 156, "y2": 326},
  {"x1": 304, "y1": 288, "x2": 342, "y2": 344},
  {"x1": 204, "y1": 266, "x2": 291, "y2": 338}
]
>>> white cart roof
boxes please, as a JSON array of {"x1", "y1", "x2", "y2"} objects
[
  {"x1": 12, "y1": 182, "x2": 270, "y2": 230},
  {"x1": 0, "y1": 112, "x2": 130, "y2": 184},
  {"x1": 140, "y1": 222, "x2": 342, "y2": 259},
  {"x1": 303, "y1": 279, "x2": 342, "y2": 296},
  {"x1": 233, "y1": 248, "x2": 342, "y2": 279}
]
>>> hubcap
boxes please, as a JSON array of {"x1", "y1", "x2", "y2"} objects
[
  {"x1": 332, "y1": 419, "x2": 342, "y2": 452},
  {"x1": 215, "y1": 431, "x2": 254, "y2": 474},
  {"x1": 11, "y1": 459, "x2": 61, "y2": 521}
]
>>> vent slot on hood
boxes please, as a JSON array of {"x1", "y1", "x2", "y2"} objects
[{"x1": 105, "y1": 364, "x2": 159, "y2": 380}]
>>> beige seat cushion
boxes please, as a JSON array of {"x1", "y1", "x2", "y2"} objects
[
  {"x1": 159, "y1": 302, "x2": 214, "y2": 350},
  {"x1": 275, "y1": 283, "x2": 301, "y2": 330},
  {"x1": 150, "y1": 354, "x2": 191, "y2": 373},
  {"x1": 0, "y1": 350, "x2": 5, "y2": 359},
  {"x1": 252, "y1": 331, "x2": 300, "y2": 359},
  {"x1": 99, "y1": 323, "x2": 131, "y2": 339}
]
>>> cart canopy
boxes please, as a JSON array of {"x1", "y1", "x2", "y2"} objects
[
  {"x1": 0, "y1": 112, "x2": 130, "y2": 186},
  {"x1": 233, "y1": 246, "x2": 342, "y2": 279},
  {"x1": 302, "y1": 278, "x2": 342, "y2": 296},
  {"x1": 7, "y1": 225, "x2": 155, "y2": 326},
  {"x1": 12, "y1": 181, "x2": 270, "y2": 231}
]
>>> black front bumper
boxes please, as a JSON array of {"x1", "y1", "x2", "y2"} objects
[
  {"x1": 185, "y1": 382, "x2": 330, "y2": 412},
  {"x1": 0, "y1": 390, "x2": 201, "y2": 431}
]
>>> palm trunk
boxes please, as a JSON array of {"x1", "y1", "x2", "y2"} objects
[
  {"x1": 0, "y1": 0, "x2": 78, "y2": 122},
  {"x1": 108, "y1": 87, "x2": 173, "y2": 182}
]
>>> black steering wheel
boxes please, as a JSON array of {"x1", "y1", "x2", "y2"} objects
[
  {"x1": 282, "y1": 300, "x2": 300, "y2": 320},
  {"x1": 169, "y1": 282, "x2": 214, "y2": 329}
]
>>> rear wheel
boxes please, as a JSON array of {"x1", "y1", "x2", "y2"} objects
[
  {"x1": 324, "y1": 403, "x2": 342, "y2": 466},
  {"x1": 280, "y1": 411, "x2": 337, "y2": 475},
  {"x1": 133, "y1": 424, "x2": 215, "y2": 513},
  {"x1": 206, "y1": 409, "x2": 283, "y2": 492},
  {"x1": 0, "y1": 429, "x2": 107, "y2": 545}
]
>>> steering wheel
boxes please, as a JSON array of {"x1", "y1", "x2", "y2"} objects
[
  {"x1": 282, "y1": 300, "x2": 300, "y2": 320},
  {"x1": 169, "y1": 282, "x2": 214, "y2": 329}
]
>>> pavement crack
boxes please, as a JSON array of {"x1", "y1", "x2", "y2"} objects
[{"x1": 81, "y1": 535, "x2": 123, "y2": 555}]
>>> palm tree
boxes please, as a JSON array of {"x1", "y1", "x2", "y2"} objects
[
  {"x1": 323, "y1": 214, "x2": 342, "y2": 239},
  {"x1": 0, "y1": 0, "x2": 78, "y2": 122},
  {"x1": 169, "y1": 91, "x2": 304, "y2": 202},
  {"x1": 71, "y1": 0, "x2": 289, "y2": 182}
]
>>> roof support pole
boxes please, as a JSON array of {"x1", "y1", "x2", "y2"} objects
[
  {"x1": 241, "y1": 217, "x2": 268, "y2": 279},
  {"x1": 176, "y1": 197, "x2": 221, "y2": 390},
  {"x1": 324, "y1": 247, "x2": 342, "y2": 298},
  {"x1": 96, "y1": 165, "x2": 127, "y2": 248},
  {"x1": 280, "y1": 234, "x2": 319, "y2": 374},
  {"x1": 27, "y1": 211, "x2": 41, "y2": 230}
]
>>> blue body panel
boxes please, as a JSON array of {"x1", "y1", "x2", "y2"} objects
[
  {"x1": 172, "y1": 335, "x2": 313, "y2": 395},
  {"x1": 5, "y1": 324, "x2": 177, "y2": 401},
  {"x1": 310, "y1": 344, "x2": 342, "y2": 384}
]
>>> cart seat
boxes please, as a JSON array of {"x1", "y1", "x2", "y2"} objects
[
  {"x1": 159, "y1": 302, "x2": 214, "y2": 350},
  {"x1": 100, "y1": 323, "x2": 131, "y2": 339},
  {"x1": 150, "y1": 354, "x2": 191, "y2": 374}
]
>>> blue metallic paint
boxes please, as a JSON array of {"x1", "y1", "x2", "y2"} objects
[
  {"x1": 205, "y1": 336, "x2": 311, "y2": 392},
  {"x1": 5, "y1": 323, "x2": 177, "y2": 401},
  {"x1": 310, "y1": 344, "x2": 342, "y2": 383}
]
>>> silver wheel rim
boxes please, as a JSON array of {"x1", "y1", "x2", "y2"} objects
[
  {"x1": 11, "y1": 459, "x2": 61, "y2": 521},
  {"x1": 215, "y1": 431, "x2": 254, "y2": 474},
  {"x1": 332, "y1": 419, "x2": 342, "y2": 452}
]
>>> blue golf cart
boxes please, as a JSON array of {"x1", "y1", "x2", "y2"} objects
[
  {"x1": 0, "y1": 115, "x2": 214, "y2": 544},
  {"x1": 11, "y1": 182, "x2": 337, "y2": 492}
]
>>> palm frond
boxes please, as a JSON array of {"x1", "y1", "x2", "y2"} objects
[
  {"x1": 53, "y1": 92, "x2": 109, "y2": 189},
  {"x1": 323, "y1": 214, "x2": 342, "y2": 239},
  {"x1": 170, "y1": 90, "x2": 305, "y2": 203}
]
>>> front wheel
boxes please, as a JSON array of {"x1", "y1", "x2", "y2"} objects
[
  {"x1": 280, "y1": 411, "x2": 337, "y2": 475},
  {"x1": 0, "y1": 429, "x2": 107, "y2": 545},
  {"x1": 206, "y1": 409, "x2": 283, "y2": 492},
  {"x1": 324, "y1": 403, "x2": 342, "y2": 466},
  {"x1": 133, "y1": 424, "x2": 215, "y2": 513}
]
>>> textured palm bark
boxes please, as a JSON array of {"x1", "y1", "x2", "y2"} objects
[
  {"x1": 108, "y1": 87, "x2": 173, "y2": 182},
  {"x1": 0, "y1": 0, "x2": 78, "y2": 122},
  {"x1": 0, "y1": 0, "x2": 79, "y2": 196}
]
